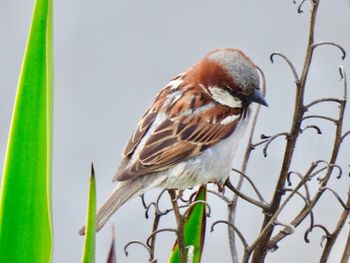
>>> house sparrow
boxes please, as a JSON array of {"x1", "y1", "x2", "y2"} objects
[{"x1": 79, "y1": 48, "x2": 267, "y2": 234}]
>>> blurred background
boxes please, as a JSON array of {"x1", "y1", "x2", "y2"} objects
[{"x1": 0, "y1": 0, "x2": 350, "y2": 262}]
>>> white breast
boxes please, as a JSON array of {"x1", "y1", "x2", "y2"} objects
[{"x1": 158, "y1": 111, "x2": 251, "y2": 189}]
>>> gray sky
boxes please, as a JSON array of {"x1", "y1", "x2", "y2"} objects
[{"x1": 0, "y1": 0, "x2": 350, "y2": 262}]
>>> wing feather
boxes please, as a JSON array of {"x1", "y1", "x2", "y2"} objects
[{"x1": 115, "y1": 84, "x2": 242, "y2": 181}]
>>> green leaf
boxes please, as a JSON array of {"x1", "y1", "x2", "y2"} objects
[
  {"x1": 0, "y1": 0, "x2": 53, "y2": 262},
  {"x1": 168, "y1": 186, "x2": 207, "y2": 263},
  {"x1": 82, "y1": 164, "x2": 97, "y2": 263}
]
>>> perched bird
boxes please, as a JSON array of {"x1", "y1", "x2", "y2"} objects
[{"x1": 79, "y1": 48, "x2": 267, "y2": 234}]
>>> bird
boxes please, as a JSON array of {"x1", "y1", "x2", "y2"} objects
[{"x1": 79, "y1": 48, "x2": 267, "y2": 235}]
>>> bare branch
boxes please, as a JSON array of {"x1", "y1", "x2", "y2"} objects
[
  {"x1": 144, "y1": 202, "x2": 156, "y2": 219},
  {"x1": 146, "y1": 228, "x2": 178, "y2": 248},
  {"x1": 140, "y1": 194, "x2": 148, "y2": 209},
  {"x1": 231, "y1": 169, "x2": 267, "y2": 203},
  {"x1": 251, "y1": 3, "x2": 323, "y2": 258},
  {"x1": 312, "y1": 41, "x2": 346, "y2": 60},
  {"x1": 287, "y1": 171, "x2": 311, "y2": 200},
  {"x1": 283, "y1": 188, "x2": 314, "y2": 229},
  {"x1": 270, "y1": 52, "x2": 299, "y2": 83},
  {"x1": 124, "y1": 240, "x2": 154, "y2": 262},
  {"x1": 149, "y1": 213, "x2": 161, "y2": 261},
  {"x1": 262, "y1": 132, "x2": 289, "y2": 157},
  {"x1": 168, "y1": 190, "x2": 186, "y2": 263},
  {"x1": 183, "y1": 200, "x2": 211, "y2": 218},
  {"x1": 340, "y1": 226, "x2": 350, "y2": 263},
  {"x1": 320, "y1": 188, "x2": 350, "y2": 262},
  {"x1": 313, "y1": 160, "x2": 343, "y2": 181},
  {"x1": 251, "y1": 162, "x2": 319, "y2": 261},
  {"x1": 293, "y1": 0, "x2": 308, "y2": 14},
  {"x1": 302, "y1": 115, "x2": 338, "y2": 124},
  {"x1": 267, "y1": 81, "x2": 348, "y2": 249},
  {"x1": 304, "y1": 98, "x2": 342, "y2": 110},
  {"x1": 319, "y1": 187, "x2": 349, "y2": 209},
  {"x1": 225, "y1": 178, "x2": 269, "y2": 210},
  {"x1": 207, "y1": 190, "x2": 231, "y2": 203},
  {"x1": 304, "y1": 224, "x2": 331, "y2": 243},
  {"x1": 341, "y1": 130, "x2": 350, "y2": 142},
  {"x1": 339, "y1": 66, "x2": 348, "y2": 100},
  {"x1": 300, "y1": 125, "x2": 322, "y2": 135},
  {"x1": 211, "y1": 220, "x2": 249, "y2": 249}
]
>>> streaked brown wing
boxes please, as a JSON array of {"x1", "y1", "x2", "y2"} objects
[
  {"x1": 116, "y1": 110, "x2": 240, "y2": 181},
  {"x1": 113, "y1": 110, "x2": 157, "y2": 178},
  {"x1": 123, "y1": 111, "x2": 157, "y2": 157}
]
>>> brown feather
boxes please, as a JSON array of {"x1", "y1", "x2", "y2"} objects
[{"x1": 116, "y1": 108, "x2": 239, "y2": 181}]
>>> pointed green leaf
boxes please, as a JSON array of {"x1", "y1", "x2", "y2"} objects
[
  {"x1": 168, "y1": 186, "x2": 207, "y2": 263},
  {"x1": 82, "y1": 164, "x2": 97, "y2": 263},
  {"x1": 0, "y1": 0, "x2": 53, "y2": 262}
]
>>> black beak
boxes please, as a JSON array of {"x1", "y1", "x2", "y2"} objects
[{"x1": 247, "y1": 89, "x2": 268, "y2": 107}]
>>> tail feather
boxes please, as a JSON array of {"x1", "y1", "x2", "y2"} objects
[{"x1": 79, "y1": 179, "x2": 143, "y2": 235}]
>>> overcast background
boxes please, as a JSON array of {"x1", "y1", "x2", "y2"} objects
[{"x1": 0, "y1": 0, "x2": 350, "y2": 262}]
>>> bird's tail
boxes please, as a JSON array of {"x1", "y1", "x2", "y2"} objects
[{"x1": 79, "y1": 179, "x2": 144, "y2": 235}]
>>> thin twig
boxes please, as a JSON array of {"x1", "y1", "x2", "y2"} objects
[
  {"x1": 183, "y1": 200, "x2": 211, "y2": 218},
  {"x1": 320, "y1": 188, "x2": 350, "y2": 262},
  {"x1": 300, "y1": 125, "x2": 322, "y2": 134},
  {"x1": 207, "y1": 190, "x2": 231, "y2": 203},
  {"x1": 270, "y1": 52, "x2": 299, "y2": 83},
  {"x1": 168, "y1": 190, "x2": 187, "y2": 263},
  {"x1": 146, "y1": 228, "x2": 178, "y2": 248},
  {"x1": 211, "y1": 220, "x2": 249, "y2": 249},
  {"x1": 341, "y1": 130, "x2": 350, "y2": 142},
  {"x1": 340, "y1": 222, "x2": 350, "y2": 263},
  {"x1": 319, "y1": 186, "x2": 349, "y2": 210},
  {"x1": 304, "y1": 98, "x2": 342, "y2": 110},
  {"x1": 264, "y1": 60, "x2": 348, "y2": 254},
  {"x1": 149, "y1": 213, "x2": 161, "y2": 260},
  {"x1": 225, "y1": 179, "x2": 269, "y2": 210},
  {"x1": 295, "y1": 0, "x2": 308, "y2": 14},
  {"x1": 312, "y1": 41, "x2": 346, "y2": 60},
  {"x1": 231, "y1": 169, "x2": 267, "y2": 203},
  {"x1": 302, "y1": 115, "x2": 338, "y2": 124},
  {"x1": 304, "y1": 224, "x2": 331, "y2": 243},
  {"x1": 262, "y1": 132, "x2": 289, "y2": 157},
  {"x1": 124, "y1": 240, "x2": 153, "y2": 262}
]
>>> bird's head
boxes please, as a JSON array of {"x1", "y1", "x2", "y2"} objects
[{"x1": 186, "y1": 48, "x2": 268, "y2": 108}]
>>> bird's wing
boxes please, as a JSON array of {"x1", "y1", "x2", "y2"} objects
[{"x1": 114, "y1": 85, "x2": 243, "y2": 181}]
